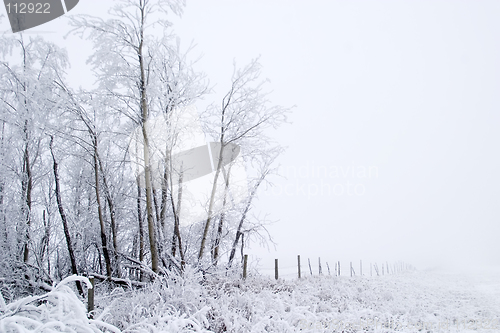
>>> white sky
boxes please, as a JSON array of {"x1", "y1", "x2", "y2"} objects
[{"x1": 2, "y1": 0, "x2": 499, "y2": 275}]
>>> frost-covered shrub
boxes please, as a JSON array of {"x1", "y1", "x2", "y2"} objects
[
  {"x1": 0, "y1": 275, "x2": 116, "y2": 333},
  {"x1": 94, "y1": 266, "x2": 213, "y2": 333},
  {"x1": 0, "y1": 273, "x2": 213, "y2": 333},
  {"x1": 0, "y1": 259, "x2": 53, "y2": 304},
  {"x1": 3, "y1": 269, "x2": 498, "y2": 333}
]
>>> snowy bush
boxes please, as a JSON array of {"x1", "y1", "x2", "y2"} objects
[
  {"x1": 0, "y1": 275, "x2": 116, "y2": 333},
  {"x1": 89, "y1": 267, "x2": 213, "y2": 332},
  {"x1": 0, "y1": 274, "x2": 212, "y2": 333},
  {"x1": 2, "y1": 270, "x2": 499, "y2": 333},
  {"x1": 0, "y1": 259, "x2": 53, "y2": 304}
]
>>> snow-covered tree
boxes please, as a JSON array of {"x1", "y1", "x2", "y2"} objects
[
  {"x1": 198, "y1": 59, "x2": 290, "y2": 265},
  {"x1": 0, "y1": 34, "x2": 70, "y2": 298},
  {"x1": 69, "y1": 0, "x2": 186, "y2": 274}
]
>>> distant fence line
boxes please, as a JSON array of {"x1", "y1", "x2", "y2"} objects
[
  {"x1": 244, "y1": 255, "x2": 416, "y2": 280},
  {"x1": 85, "y1": 255, "x2": 415, "y2": 317}
]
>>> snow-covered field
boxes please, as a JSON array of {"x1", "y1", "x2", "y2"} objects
[{"x1": 1, "y1": 267, "x2": 500, "y2": 332}]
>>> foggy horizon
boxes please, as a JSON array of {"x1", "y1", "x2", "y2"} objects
[{"x1": 1, "y1": 0, "x2": 499, "y2": 274}]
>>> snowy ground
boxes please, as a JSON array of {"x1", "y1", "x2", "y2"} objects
[{"x1": 1, "y1": 266, "x2": 500, "y2": 332}]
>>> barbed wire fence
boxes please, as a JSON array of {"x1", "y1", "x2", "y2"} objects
[
  {"x1": 244, "y1": 255, "x2": 416, "y2": 280},
  {"x1": 85, "y1": 255, "x2": 416, "y2": 317}
]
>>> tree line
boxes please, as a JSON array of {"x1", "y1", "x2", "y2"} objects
[{"x1": 0, "y1": 0, "x2": 289, "y2": 300}]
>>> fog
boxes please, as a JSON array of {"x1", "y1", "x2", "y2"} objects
[
  {"x1": 4, "y1": 0, "x2": 499, "y2": 274},
  {"x1": 170, "y1": 0, "x2": 500, "y2": 273}
]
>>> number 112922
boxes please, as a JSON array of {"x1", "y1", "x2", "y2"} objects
[{"x1": 6, "y1": 3, "x2": 50, "y2": 14}]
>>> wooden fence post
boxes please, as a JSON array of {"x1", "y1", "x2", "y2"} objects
[
  {"x1": 87, "y1": 276, "x2": 95, "y2": 319},
  {"x1": 308, "y1": 258, "x2": 313, "y2": 275},
  {"x1": 318, "y1": 257, "x2": 322, "y2": 275},
  {"x1": 243, "y1": 254, "x2": 248, "y2": 279},
  {"x1": 275, "y1": 259, "x2": 279, "y2": 280},
  {"x1": 350, "y1": 262, "x2": 354, "y2": 277},
  {"x1": 338, "y1": 261, "x2": 341, "y2": 276},
  {"x1": 326, "y1": 262, "x2": 331, "y2": 275},
  {"x1": 297, "y1": 255, "x2": 301, "y2": 279}
]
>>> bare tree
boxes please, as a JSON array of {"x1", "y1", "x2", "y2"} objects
[
  {"x1": 227, "y1": 147, "x2": 282, "y2": 267},
  {"x1": 198, "y1": 59, "x2": 289, "y2": 262}
]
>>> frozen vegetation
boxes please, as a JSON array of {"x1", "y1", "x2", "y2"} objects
[{"x1": 2, "y1": 267, "x2": 500, "y2": 332}]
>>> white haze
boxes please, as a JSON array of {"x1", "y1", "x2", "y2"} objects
[{"x1": 3, "y1": 0, "x2": 499, "y2": 274}]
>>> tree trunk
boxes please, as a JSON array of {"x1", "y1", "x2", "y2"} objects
[
  {"x1": 21, "y1": 120, "x2": 32, "y2": 263},
  {"x1": 40, "y1": 210, "x2": 50, "y2": 276},
  {"x1": 152, "y1": 187, "x2": 161, "y2": 227},
  {"x1": 199, "y1": 143, "x2": 225, "y2": 261},
  {"x1": 170, "y1": 166, "x2": 184, "y2": 270},
  {"x1": 152, "y1": 186, "x2": 165, "y2": 260},
  {"x1": 228, "y1": 174, "x2": 266, "y2": 267},
  {"x1": 159, "y1": 163, "x2": 168, "y2": 232},
  {"x1": 50, "y1": 137, "x2": 83, "y2": 296},
  {"x1": 97, "y1": 157, "x2": 121, "y2": 278},
  {"x1": 0, "y1": 121, "x2": 6, "y2": 253},
  {"x1": 212, "y1": 160, "x2": 234, "y2": 265},
  {"x1": 92, "y1": 136, "x2": 112, "y2": 279},
  {"x1": 136, "y1": 181, "x2": 144, "y2": 281},
  {"x1": 0, "y1": 178, "x2": 5, "y2": 253},
  {"x1": 138, "y1": 9, "x2": 159, "y2": 272}
]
